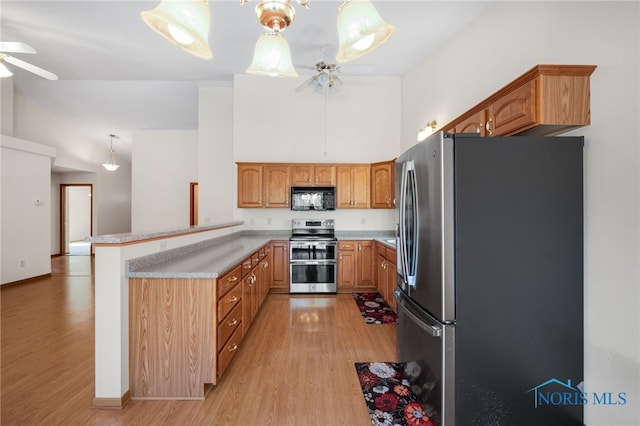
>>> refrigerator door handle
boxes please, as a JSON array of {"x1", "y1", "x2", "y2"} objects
[
  {"x1": 396, "y1": 290, "x2": 442, "y2": 338},
  {"x1": 398, "y1": 161, "x2": 418, "y2": 288}
]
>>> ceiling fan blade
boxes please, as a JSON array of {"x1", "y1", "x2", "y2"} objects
[
  {"x1": 3, "y1": 55, "x2": 58, "y2": 80},
  {"x1": 0, "y1": 42, "x2": 36, "y2": 54},
  {"x1": 295, "y1": 76, "x2": 314, "y2": 92}
]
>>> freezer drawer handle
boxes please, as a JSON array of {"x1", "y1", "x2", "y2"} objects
[{"x1": 401, "y1": 300, "x2": 442, "y2": 338}]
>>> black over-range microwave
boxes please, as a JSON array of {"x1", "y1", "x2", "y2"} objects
[{"x1": 290, "y1": 186, "x2": 336, "y2": 211}]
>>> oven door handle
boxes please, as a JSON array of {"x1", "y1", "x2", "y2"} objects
[{"x1": 291, "y1": 260, "x2": 337, "y2": 265}]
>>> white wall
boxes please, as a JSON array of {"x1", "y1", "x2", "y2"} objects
[
  {"x1": 402, "y1": 2, "x2": 639, "y2": 425},
  {"x1": 1, "y1": 136, "x2": 56, "y2": 284},
  {"x1": 9, "y1": 89, "x2": 132, "y2": 258},
  {"x1": 197, "y1": 86, "x2": 235, "y2": 225},
  {"x1": 229, "y1": 74, "x2": 400, "y2": 231},
  {"x1": 131, "y1": 130, "x2": 198, "y2": 232}
]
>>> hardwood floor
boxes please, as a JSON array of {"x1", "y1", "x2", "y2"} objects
[{"x1": 1, "y1": 256, "x2": 397, "y2": 425}]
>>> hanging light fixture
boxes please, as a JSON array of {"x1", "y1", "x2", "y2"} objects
[
  {"x1": 246, "y1": 32, "x2": 298, "y2": 77},
  {"x1": 244, "y1": 0, "x2": 305, "y2": 77},
  {"x1": 336, "y1": 0, "x2": 396, "y2": 63},
  {"x1": 102, "y1": 134, "x2": 120, "y2": 172},
  {"x1": 141, "y1": 0, "x2": 213, "y2": 59}
]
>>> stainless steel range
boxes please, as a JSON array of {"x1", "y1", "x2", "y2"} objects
[{"x1": 289, "y1": 219, "x2": 337, "y2": 294}]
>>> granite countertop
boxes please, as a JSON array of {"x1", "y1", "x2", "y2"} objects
[
  {"x1": 126, "y1": 231, "x2": 289, "y2": 279},
  {"x1": 126, "y1": 230, "x2": 395, "y2": 279}
]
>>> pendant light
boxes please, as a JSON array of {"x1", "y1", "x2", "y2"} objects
[
  {"x1": 336, "y1": 0, "x2": 396, "y2": 63},
  {"x1": 245, "y1": 1, "x2": 299, "y2": 77},
  {"x1": 141, "y1": 0, "x2": 213, "y2": 59},
  {"x1": 246, "y1": 32, "x2": 298, "y2": 77},
  {"x1": 102, "y1": 134, "x2": 120, "y2": 172}
]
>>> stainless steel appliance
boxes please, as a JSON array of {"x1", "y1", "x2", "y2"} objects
[
  {"x1": 290, "y1": 187, "x2": 336, "y2": 211},
  {"x1": 289, "y1": 219, "x2": 337, "y2": 293},
  {"x1": 395, "y1": 132, "x2": 584, "y2": 425}
]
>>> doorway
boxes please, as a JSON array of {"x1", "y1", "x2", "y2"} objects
[
  {"x1": 60, "y1": 184, "x2": 93, "y2": 255},
  {"x1": 190, "y1": 182, "x2": 198, "y2": 226}
]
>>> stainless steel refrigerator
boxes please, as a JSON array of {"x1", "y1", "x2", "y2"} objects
[{"x1": 395, "y1": 131, "x2": 584, "y2": 425}]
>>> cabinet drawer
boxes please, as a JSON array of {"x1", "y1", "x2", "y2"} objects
[
  {"x1": 241, "y1": 258, "x2": 253, "y2": 277},
  {"x1": 217, "y1": 301, "x2": 242, "y2": 348},
  {"x1": 339, "y1": 241, "x2": 355, "y2": 250},
  {"x1": 217, "y1": 326, "x2": 242, "y2": 378},
  {"x1": 217, "y1": 284, "x2": 242, "y2": 322},
  {"x1": 217, "y1": 265, "x2": 241, "y2": 297}
]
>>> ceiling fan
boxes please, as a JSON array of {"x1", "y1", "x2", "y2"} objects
[
  {"x1": 295, "y1": 60, "x2": 344, "y2": 94},
  {"x1": 0, "y1": 41, "x2": 58, "y2": 80}
]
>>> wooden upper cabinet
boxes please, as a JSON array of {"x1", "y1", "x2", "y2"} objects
[
  {"x1": 263, "y1": 164, "x2": 290, "y2": 208},
  {"x1": 371, "y1": 160, "x2": 395, "y2": 209},
  {"x1": 486, "y1": 79, "x2": 536, "y2": 136},
  {"x1": 442, "y1": 64, "x2": 597, "y2": 137},
  {"x1": 237, "y1": 163, "x2": 263, "y2": 208},
  {"x1": 290, "y1": 164, "x2": 336, "y2": 186},
  {"x1": 451, "y1": 110, "x2": 486, "y2": 136},
  {"x1": 337, "y1": 165, "x2": 370, "y2": 209}
]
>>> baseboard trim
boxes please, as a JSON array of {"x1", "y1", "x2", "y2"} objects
[
  {"x1": 93, "y1": 390, "x2": 130, "y2": 409},
  {"x1": 1, "y1": 273, "x2": 52, "y2": 287}
]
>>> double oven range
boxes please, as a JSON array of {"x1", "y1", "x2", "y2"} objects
[{"x1": 289, "y1": 219, "x2": 337, "y2": 293}]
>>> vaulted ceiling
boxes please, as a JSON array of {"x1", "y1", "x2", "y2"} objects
[{"x1": 1, "y1": 1, "x2": 490, "y2": 156}]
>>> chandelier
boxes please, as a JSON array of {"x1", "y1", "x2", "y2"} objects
[{"x1": 141, "y1": 0, "x2": 395, "y2": 77}]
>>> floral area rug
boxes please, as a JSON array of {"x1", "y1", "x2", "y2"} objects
[
  {"x1": 355, "y1": 362, "x2": 436, "y2": 426},
  {"x1": 352, "y1": 292, "x2": 397, "y2": 324}
]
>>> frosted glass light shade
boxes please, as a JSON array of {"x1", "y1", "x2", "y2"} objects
[
  {"x1": 141, "y1": 0, "x2": 213, "y2": 59},
  {"x1": 336, "y1": 0, "x2": 396, "y2": 63},
  {"x1": 0, "y1": 62, "x2": 13, "y2": 78},
  {"x1": 102, "y1": 162, "x2": 120, "y2": 172},
  {"x1": 246, "y1": 33, "x2": 299, "y2": 78}
]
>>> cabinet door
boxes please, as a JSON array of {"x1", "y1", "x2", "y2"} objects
[
  {"x1": 336, "y1": 165, "x2": 371, "y2": 209},
  {"x1": 371, "y1": 161, "x2": 395, "y2": 209},
  {"x1": 453, "y1": 110, "x2": 486, "y2": 135},
  {"x1": 356, "y1": 241, "x2": 375, "y2": 288},
  {"x1": 336, "y1": 166, "x2": 354, "y2": 208},
  {"x1": 486, "y1": 79, "x2": 537, "y2": 136},
  {"x1": 338, "y1": 241, "x2": 356, "y2": 288},
  {"x1": 263, "y1": 165, "x2": 290, "y2": 208},
  {"x1": 386, "y1": 260, "x2": 396, "y2": 312},
  {"x1": 290, "y1": 165, "x2": 314, "y2": 186},
  {"x1": 377, "y1": 253, "x2": 388, "y2": 302},
  {"x1": 237, "y1": 163, "x2": 263, "y2": 208},
  {"x1": 270, "y1": 241, "x2": 289, "y2": 290},
  {"x1": 352, "y1": 165, "x2": 371, "y2": 208},
  {"x1": 314, "y1": 165, "x2": 336, "y2": 186}
]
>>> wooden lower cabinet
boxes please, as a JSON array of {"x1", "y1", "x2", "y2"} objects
[
  {"x1": 269, "y1": 241, "x2": 289, "y2": 292},
  {"x1": 338, "y1": 240, "x2": 376, "y2": 291},
  {"x1": 129, "y1": 277, "x2": 216, "y2": 399},
  {"x1": 376, "y1": 244, "x2": 397, "y2": 312},
  {"x1": 129, "y1": 244, "x2": 271, "y2": 399}
]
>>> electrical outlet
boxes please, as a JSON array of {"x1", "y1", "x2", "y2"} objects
[
  {"x1": 159, "y1": 241, "x2": 167, "y2": 251},
  {"x1": 249, "y1": 218, "x2": 255, "y2": 225},
  {"x1": 267, "y1": 217, "x2": 272, "y2": 225},
  {"x1": 20, "y1": 260, "x2": 25, "y2": 267},
  {"x1": 361, "y1": 217, "x2": 366, "y2": 225}
]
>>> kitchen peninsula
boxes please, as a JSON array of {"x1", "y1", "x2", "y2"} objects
[{"x1": 90, "y1": 222, "x2": 395, "y2": 403}]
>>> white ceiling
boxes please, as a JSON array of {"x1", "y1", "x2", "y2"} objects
[{"x1": 0, "y1": 1, "x2": 490, "y2": 158}]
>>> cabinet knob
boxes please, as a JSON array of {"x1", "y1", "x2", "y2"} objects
[
  {"x1": 228, "y1": 276, "x2": 238, "y2": 282},
  {"x1": 227, "y1": 296, "x2": 239, "y2": 303},
  {"x1": 228, "y1": 318, "x2": 239, "y2": 327},
  {"x1": 229, "y1": 343, "x2": 239, "y2": 352}
]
